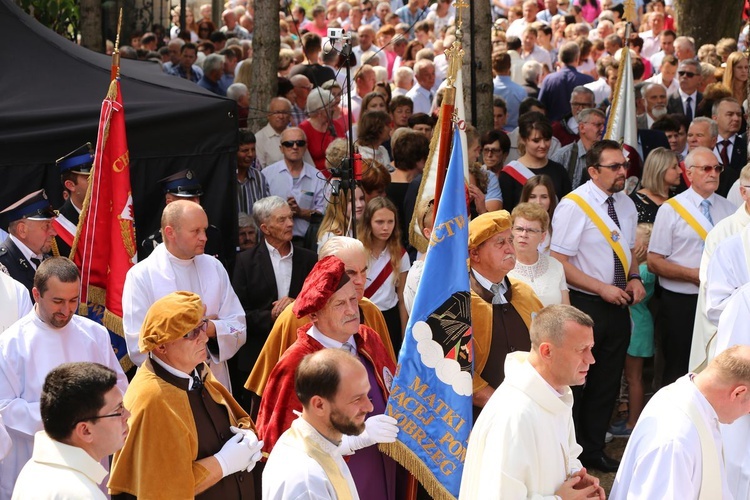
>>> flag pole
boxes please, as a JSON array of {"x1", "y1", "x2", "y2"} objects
[{"x1": 111, "y1": 8, "x2": 123, "y2": 81}]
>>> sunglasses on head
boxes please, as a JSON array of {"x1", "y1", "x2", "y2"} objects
[{"x1": 282, "y1": 140, "x2": 307, "y2": 148}]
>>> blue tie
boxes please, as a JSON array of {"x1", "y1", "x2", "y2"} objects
[{"x1": 700, "y1": 199, "x2": 713, "y2": 225}]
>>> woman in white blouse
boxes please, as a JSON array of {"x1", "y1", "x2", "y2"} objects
[{"x1": 508, "y1": 202, "x2": 569, "y2": 306}]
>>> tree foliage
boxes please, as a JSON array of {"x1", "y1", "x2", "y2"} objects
[{"x1": 16, "y1": 0, "x2": 80, "y2": 41}]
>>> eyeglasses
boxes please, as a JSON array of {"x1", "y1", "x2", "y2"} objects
[
  {"x1": 596, "y1": 161, "x2": 630, "y2": 171},
  {"x1": 690, "y1": 164, "x2": 724, "y2": 173},
  {"x1": 483, "y1": 147, "x2": 502, "y2": 155},
  {"x1": 678, "y1": 71, "x2": 697, "y2": 78},
  {"x1": 75, "y1": 402, "x2": 127, "y2": 425},
  {"x1": 512, "y1": 225, "x2": 544, "y2": 235},
  {"x1": 281, "y1": 140, "x2": 307, "y2": 148},
  {"x1": 184, "y1": 319, "x2": 208, "y2": 340}
]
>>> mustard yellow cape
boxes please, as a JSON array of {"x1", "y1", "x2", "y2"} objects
[
  {"x1": 245, "y1": 297, "x2": 396, "y2": 395},
  {"x1": 108, "y1": 359, "x2": 255, "y2": 498},
  {"x1": 471, "y1": 278, "x2": 542, "y2": 393}
]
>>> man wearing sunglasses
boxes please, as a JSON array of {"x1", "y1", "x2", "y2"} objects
[
  {"x1": 13, "y1": 362, "x2": 128, "y2": 499},
  {"x1": 551, "y1": 140, "x2": 646, "y2": 473},
  {"x1": 110, "y1": 292, "x2": 262, "y2": 499},
  {"x1": 667, "y1": 59, "x2": 702, "y2": 121},
  {"x1": 0, "y1": 258, "x2": 128, "y2": 498},
  {"x1": 649, "y1": 147, "x2": 734, "y2": 386}
]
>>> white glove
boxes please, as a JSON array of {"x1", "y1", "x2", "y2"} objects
[
  {"x1": 339, "y1": 414, "x2": 399, "y2": 455},
  {"x1": 215, "y1": 432, "x2": 264, "y2": 476},
  {"x1": 230, "y1": 426, "x2": 264, "y2": 472}
]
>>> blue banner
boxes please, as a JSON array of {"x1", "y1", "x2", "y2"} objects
[{"x1": 380, "y1": 127, "x2": 472, "y2": 499}]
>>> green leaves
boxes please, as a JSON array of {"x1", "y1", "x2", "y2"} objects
[{"x1": 17, "y1": 0, "x2": 80, "y2": 41}]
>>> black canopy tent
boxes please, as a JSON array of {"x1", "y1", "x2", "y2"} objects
[{"x1": 0, "y1": 0, "x2": 239, "y2": 260}]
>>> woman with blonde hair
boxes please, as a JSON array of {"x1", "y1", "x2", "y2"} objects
[
  {"x1": 359, "y1": 197, "x2": 410, "y2": 351},
  {"x1": 629, "y1": 147, "x2": 682, "y2": 223},
  {"x1": 509, "y1": 202, "x2": 569, "y2": 306},
  {"x1": 317, "y1": 185, "x2": 366, "y2": 250},
  {"x1": 722, "y1": 51, "x2": 749, "y2": 106}
]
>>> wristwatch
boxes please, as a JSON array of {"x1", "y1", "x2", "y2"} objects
[{"x1": 627, "y1": 273, "x2": 642, "y2": 282}]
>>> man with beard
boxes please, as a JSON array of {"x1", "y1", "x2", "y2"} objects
[
  {"x1": 123, "y1": 200, "x2": 246, "y2": 391},
  {"x1": 263, "y1": 349, "x2": 373, "y2": 499},
  {"x1": 256, "y1": 256, "x2": 400, "y2": 500},
  {"x1": 637, "y1": 83, "x2": 669, "y2": 130},
  {"x1": 468, "y1": 211, "x2": 543, "y2": 420},
  {"x1": 0, "y1": 258, "x2": 128, "y2": 498},
  {"x1": 648, "y1": 147, "x2": 734, "y2": 386},
  {"x1": 0, "y1": 190, "x2": 58, "y2": 295},
  {"x1": 551, "y1": 140, "x2": 646, "y2": 472}
]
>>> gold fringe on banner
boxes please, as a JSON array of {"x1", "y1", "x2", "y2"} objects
[
  {"x1": 409, "y1": 112, "x2": 445, "y2": 253},
  {"x1": 77, "y1": 284, "x2": 134, "y2": 372},
  {"x1": 379, "y1": 441, "x2": 456, "y2": 500}
]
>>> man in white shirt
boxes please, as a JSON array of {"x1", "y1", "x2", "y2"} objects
[
  {"x1": 611, "y1": 345, "x2": 750, "y2": 500},
  {"x1": 648, "y1": 29, "x2": 676, "y2": 76},
  {"x1": 519, "y1": 26, "x2": 552, "y2": 70},
  {"x1": 12, "y1": 363, "x2": 129, "y2": 500},
  {"x1": 406, "y1": 59, "x2": 436, "y2": 115},
  {"x1": 506, "y1": 0, "x2": 539, "y2": 39},
  {"x1": 460, "y1": 305, "x2": 605, "y2": 500},
  {"x1": 648, "y1": 147, "x2": 735, "y2": 386},
  {"x1": 639, "y1": 11, "x2": 665, "y2": 59},
  {"x1": 122, "y1": 200, "x2": 246, "y2": 391},
  {"x1": 551, "y1": 140, "x2": 646, "y2": 472},
  {"x1": 353, "y1": 24, "x2": 388, "y2": 69},
  {"x1": 646, "y1": 53, "x2": 680, "y2": 97},
  {"x1": 0, "y1": 258, "x2": 128, "y2": 498},
  {"x1": 689, "y1": 163, "x2": 750, "y2": 372},
  {"x1": 264, "y1": 349, "x2": 373, "y2": 500},
  {"x1": 255, "y1": 97, "x2": 315, "y2": 169}
]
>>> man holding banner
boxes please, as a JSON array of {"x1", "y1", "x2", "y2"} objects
[
  {"x1": 460, "y1": 304, "x2": 604, "y2": 499},
  {"x1": 648, "y1": 146, "x2": 734, "y2": 386},
  {"x1": 551, "y1": 139, "x2": 646, "y2": 472}
]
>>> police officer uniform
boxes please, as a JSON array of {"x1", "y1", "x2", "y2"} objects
[
  {"x1": 54, "y1": 143, "x2": 93, "y2": 258},
  {"x1": 0, "y1": 190, "x2": 58, "y2": 295},
  {"x1": 140, "y1": 169, "x2": 226, "y2": 267}
]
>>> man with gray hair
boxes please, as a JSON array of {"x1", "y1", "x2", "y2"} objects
[
  {"x1": 255, "y1": 97, "x2": 314, "y2": 168},
  {"x1": 393, "y1": 66, "x2": 415, "y2": 97},
  {"x1": 198, "y1": 53, "x2": 226, "y2": 96},
  {"x1": 162, "y1": 38, "x2": 185, "y2": 73},
  {"x1": 460, "y1": 305, "x2": 605, "y2": 499},
  {"x1": 687, "y1": 117, "x2": 719, "y2": 156},
  {"x1": 539, "y1": 42, "x2": 594, "y2": 121},
  {"x1": 406, "y1": 59, "x2": 436, "y2": 115},
  {"x1": 227, "y1": 83, "x2": 249, "y2": 127},
  {"x1": 552, "y1": 86, "x2": 595, "y2": 147},
  {"x1": 637, "y1": 82, "x2": 669, "y2": 129},
  {"x1": 231, "y1": 196, "x2": 318, "y2": 410},
  {"x1": 551, "y1": 107, "x2": 607, "y2": 189},
  {"x1": 711, "y1": 97, "x2": 746, "y2": 198},
  {"x1": 667, "y1": 58, "x2": 702, "y2": 120}
]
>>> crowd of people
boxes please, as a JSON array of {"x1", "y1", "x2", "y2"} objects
[{"x1": 2, "y1": 0, "x2": 750, "y2": 498}]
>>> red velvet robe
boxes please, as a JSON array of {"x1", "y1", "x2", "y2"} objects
[{"x1": 256, "y1": 323, "x2": 396, "y2": 454}]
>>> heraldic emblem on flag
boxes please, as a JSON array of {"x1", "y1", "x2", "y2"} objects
[{"x1": 379, "y1": 127, "x2": 472, "y2": 499}]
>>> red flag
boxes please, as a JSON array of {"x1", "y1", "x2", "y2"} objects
[{"x1": 71, "y1": 78, "x2": 137, "y2": 369}]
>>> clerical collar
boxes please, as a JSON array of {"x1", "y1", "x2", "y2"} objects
[
  {"x1": 308, "y1": 324, "x2": 356, "y2": 351},
  {"x1": 165, "y1": 248, "x2": 195, "y2": 265},
  {"x1": 150, "y1": 354, "x2": 200, "y2": 390}
]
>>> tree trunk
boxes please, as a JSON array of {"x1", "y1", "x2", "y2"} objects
[
  {"x1": 673, "y1": 0, "x2": 743, "y2": 49},
  {"x1": 462, "y1": 0, "x2": 493, "y2": 133},
  {"x1": 246, "y1": 0, "x2": 279, "y2": 132},
  {"x1": 79, "y1": 0, "x2": 103, "y2": 51}
]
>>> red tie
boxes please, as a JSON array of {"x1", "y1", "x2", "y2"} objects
[{"x1": 720, "y1": 139, "x2": 731, "y2": 166}]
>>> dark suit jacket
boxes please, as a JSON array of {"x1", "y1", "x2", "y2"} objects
[
  {"x1": 0, "y1": 238, "x2": 37, "y2": 296},
  {"x1": 716, "y1": 134, "x2": 748, "y2": 198},
  {"x1": 231, "y1": 241, "x2": 317, "y2": 373},
  {"x1": 54, "y1": 198, "x2": 79, "y2": 258},
  {"x1": 667, "y1": 92, "x2": 702, "y2": 116}
]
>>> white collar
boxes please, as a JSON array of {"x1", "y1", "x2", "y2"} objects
[
  {"x1": 9, "y1": 234, "x2": 42, "y2": 263},
  {"x1": 150, "y1": 354, "x2": 200, "y2": 389},
  {"x1": 471, "y1": 268, "x2": 507, "y2": 294},
  {"x1": 307, "y1": 324, "x2": 356, "y2": 350},
  {"x1": 265, "y1": 239, "x2": 293, "y2": 258}
]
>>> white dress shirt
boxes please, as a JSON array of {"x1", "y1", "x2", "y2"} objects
[
  {"x1": 649, "y1": 188, "x2": 735, "y2": 294},
  {"x1": 266, "y1": 240, "x2": 294, "y2": 299},
  {"x1": 551, "y1": 180, "x2": 637, "y2": 293},
  {"x1": 264, "y1": 160, "x2": 327, "y2": 238},
  {"x1": 405, "y1": 84, "x2": 433, "y2": 115}
]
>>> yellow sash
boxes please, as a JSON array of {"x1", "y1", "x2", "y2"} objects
[
  {"x1": 665, "y1": 198, "x2": 709, "y2": 241},
  {"x1": 282, "y1": 420, "x2": 353, "y2": 500},
  {"x1": 565, "y1": 193, "x2": 629, "y2": 273}
]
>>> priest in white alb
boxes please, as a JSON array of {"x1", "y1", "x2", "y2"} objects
[
  {"x1": 0, "y1": 258, "x2": 128, "y2": 498},
  {"x1": 122, "y1": 200, "x2": 245, "y2": 390},
  {"x1": 611, "y1": 345, "x2": 750, "y2": 499},
  {"x1": 0, "y1": 270, "x2": 32, "y2": 333},
  {"x1": 459, "y1": 304, "x2": 605, "y2": 500},
  {"x1": 704, "y1": 223, "x2": 750, "y2": 330}
]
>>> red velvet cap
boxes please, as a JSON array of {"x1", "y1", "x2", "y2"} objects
[{"x1": 293, "y1": 255, "x2": 351, "y2": 318}]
